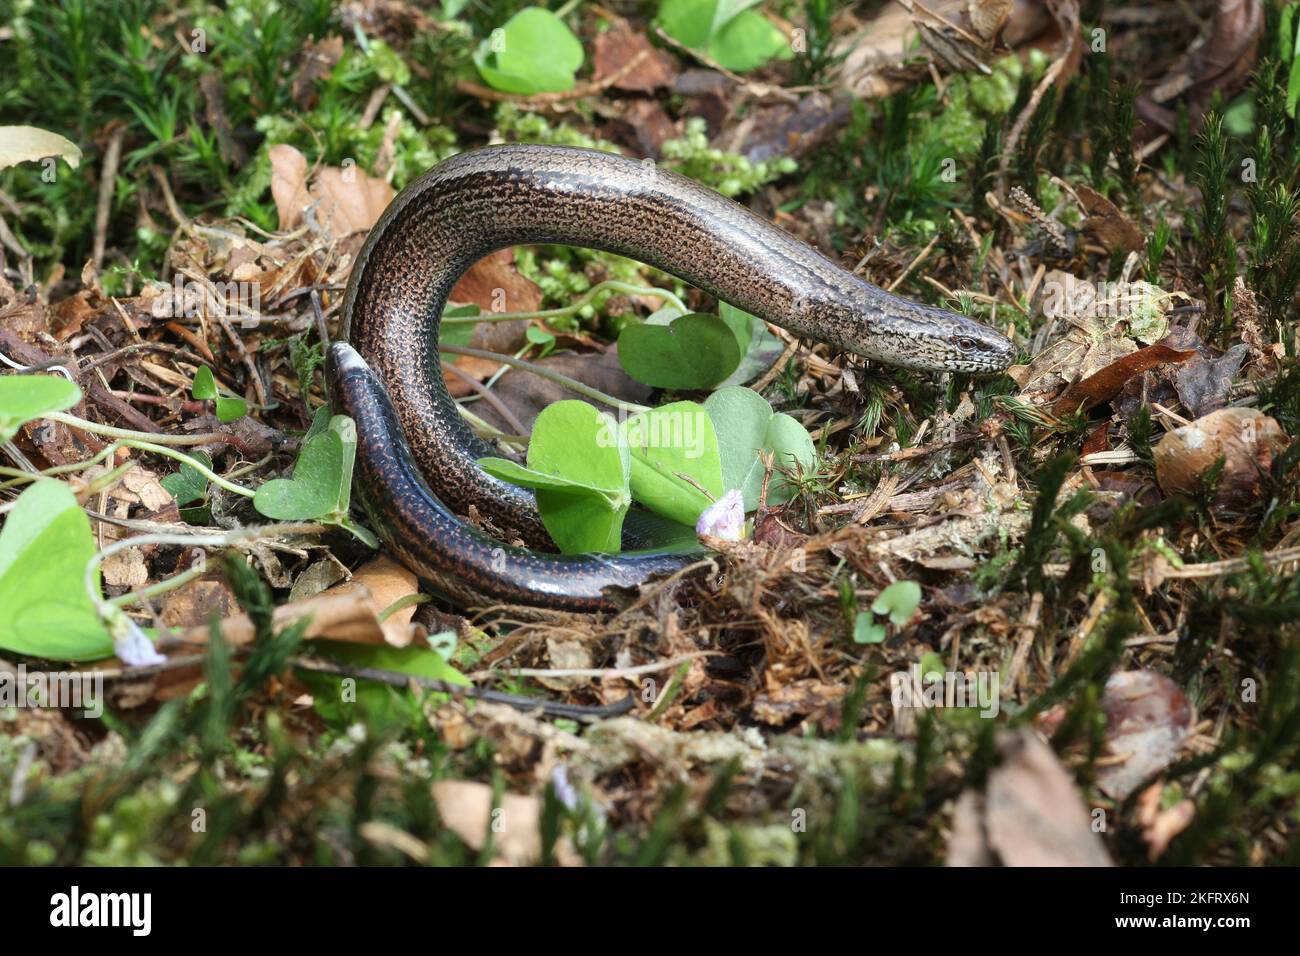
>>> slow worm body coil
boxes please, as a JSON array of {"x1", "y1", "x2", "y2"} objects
[{"x1": 327, "y1": 145, "x2": 1014, "y2": 610}]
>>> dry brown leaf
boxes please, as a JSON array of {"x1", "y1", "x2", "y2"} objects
[
  {"x1": 1077, "y1": 184, "x2": 1144, "y2": 254},
  {"x1": 48, "y1": 290, "x2": 100, "y2": 341},
  {"x1": 288, "y1": 556, "x2": 350, "y2": 602},
  {"x1": 269, "y1": 143, "x2": 394, "y2": 236},
  {"x1": 592, "y1": 19, "x2": 677, "y2": 92},
  {"x1": 1137, "y1": 0, "x2": 1264, "y2": 141},
  {"x1": 102, "y1": 589, "x2": 410, "y2": 704},
  {"x1": 325, "y1": 554, "x2": 422, "y2": 647},
  {"x1": 160, "y1": 577, "x2": 239, "y2": 630},
  {"x1": 449, "y1": 249, "x2": 542, "y2": 314},
  {"x1": 981, "y1": 729, "x2": 1112, "y2": 866},
  {"x1": 269, "y1": 144, "x2": 311, "y2": 231},
  {"x1": 1052, "y1": 341, "x2": 1198, "y2": 416},
  {"x1": 617, "y1": 99, "x2": 681, "y2": 158},
  {"x1": 1096, "y1": 671, "x2": 1194, "y2": 800},
  {"x1": 120, "y1": 465, "x2": 173, "y2": 512},
  {"x1": 431, "y1": 780, "x2": 567, "y2": 866},
  {"x1": 312, "y1": 164, "x2": 394, "y2": 236}
]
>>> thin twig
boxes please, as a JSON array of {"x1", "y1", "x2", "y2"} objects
[
  {"x1": 443, "y1": 360, "x2": 529, "y2": 437},
  {"x1": 438, "y1": 343, "x2": 650, "y2": 413},
  {"x1": 92, "y1": 125, "x2": 126, "y2": 274}
]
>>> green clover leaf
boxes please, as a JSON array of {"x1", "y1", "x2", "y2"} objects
[
  {"x1": 0, "y1": 479, "x2": 112, "y2": 660},
  {"x1": 0, "y1": 374, "x2": 81, "y2": 443}
]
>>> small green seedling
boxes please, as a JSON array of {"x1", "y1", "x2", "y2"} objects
[
  {"x1": 854, "y1": 580, "x2": 922, "y2": 644},
  {"x1": 192, "y1": 366, "x2": 247, "y2": 422},
  {"x1": 160, "y1": 450, "x2": 214, "y2": 523}
]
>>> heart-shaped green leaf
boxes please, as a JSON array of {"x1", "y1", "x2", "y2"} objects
[
  {"x1": 853, "y1": 612, "x2": 887, "y2": 644},
  {"x1": 0, "y1": 479, "x2": 112, "y2": 660},
  {"x1": 536, "y1": 487, "x2": 626, "y2": 553},
  {"x1": 716, "y1": 303, "x2": 785, "y2": 387},
  {"x1": 708, "y1": 7, "x2": 792, "y2": 72},
  {"x1": 254, "y1": 428, "x2": 345, "y2": 520},
  {"x1": 656, "y1": 0, "x2": 792, "y2": 74},
  {"x1": 872, "y1": 580, "x2": 922, "y2": 628},
  {"x1": 703, "y1": 386, "x2": 816, "y2": 510},
  {"x1": 625, "y1": 401, "x2": 723, "y2": 527},
  {"x1": 618, "y1": 312, "x2": 741, "y2": 390},
  {"x1": 480, "y1": 401, "x2": 630, "y2": 553},
  {"x1": 0, "y1": 375, "x2": 82, "y2": 443},
  {"x1": 473, "y1": 7, "x2": 584, "y2": 95}
]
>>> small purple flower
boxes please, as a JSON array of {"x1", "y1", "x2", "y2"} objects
[
  {"x1": 114, "y1": 618, "x2": 166, "y2": 668},
  {"x1": 696, "y1": 489, "x2": 746, "y2": 541},
  {"x1": 550, "y1": 765, "x2": 580, "y2": 810}
]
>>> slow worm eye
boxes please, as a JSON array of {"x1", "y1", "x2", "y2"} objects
[{"x1": 957, "y1": 337, "x2": 977, "y2": 352}]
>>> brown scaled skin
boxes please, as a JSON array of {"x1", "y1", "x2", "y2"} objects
[{"x1": 332, "y1": 144, "x2": 1014, "y2": 610}]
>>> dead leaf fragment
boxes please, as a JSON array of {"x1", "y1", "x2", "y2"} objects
[
  {"x1": 292, "y1": 35, "x2": 345, "y2": 109},
  {"x1": 1095, "y1": 671, "x2": 1194, "y2": 800},
  {"x1": 908, "y1": 0, "x2": 1013, "y2": 73},
  {"x1": 312, "y1": 164, "x2": 394, "y2": 236},
  {"x1": 949, "y1": 728, "x2": 1112, "y2": 866},
  {"x1": 160, "y1": 577, "x2": 239, "y2": 630},
  {"x1": 1052, "y1": 341, "x2": 1198, "y2": 416},
  {"x1": 0, "y1": 125, "x2": 82, "y2": 171},
  {"x1": 752, "y1": 679, "x2": 846, "y2": 726},
  {"x1": 592, "y1": 20, "x2": 677, "y2": 92},
  {"x1": 537, "y1": 638, "x2": 593, "y2": 692},
  {"x1": 1077, "y1": 184, "x2": 1144, "y2": 254},
  {"x1": 269, "y1": 144, "x2": 311, "y2": 231},
  {"x1": 326, "y1": 555, "x2": 423, "y2": 647},
  {"x1": 1136, "y1": 782, "x2": 1195, "y2": 860},
  {"x1": 1172, "y1": 343, "x2": 1247, "y2": 418},
  {"x1": 268, "y1": 143, "x2": 394, "y2": 235},
  {"x1": 450, "y1": 249, "x2": 542, "y2": 315},
  {"x1": 1137, "y1": 0, "x2": 1264, "y2": 142},
  {"x1": 102, "y1": 547, "x2": 149, "y2": 589},
  {"x1": 431, "y1": 780, "x2": 556, "y2": 866}
]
